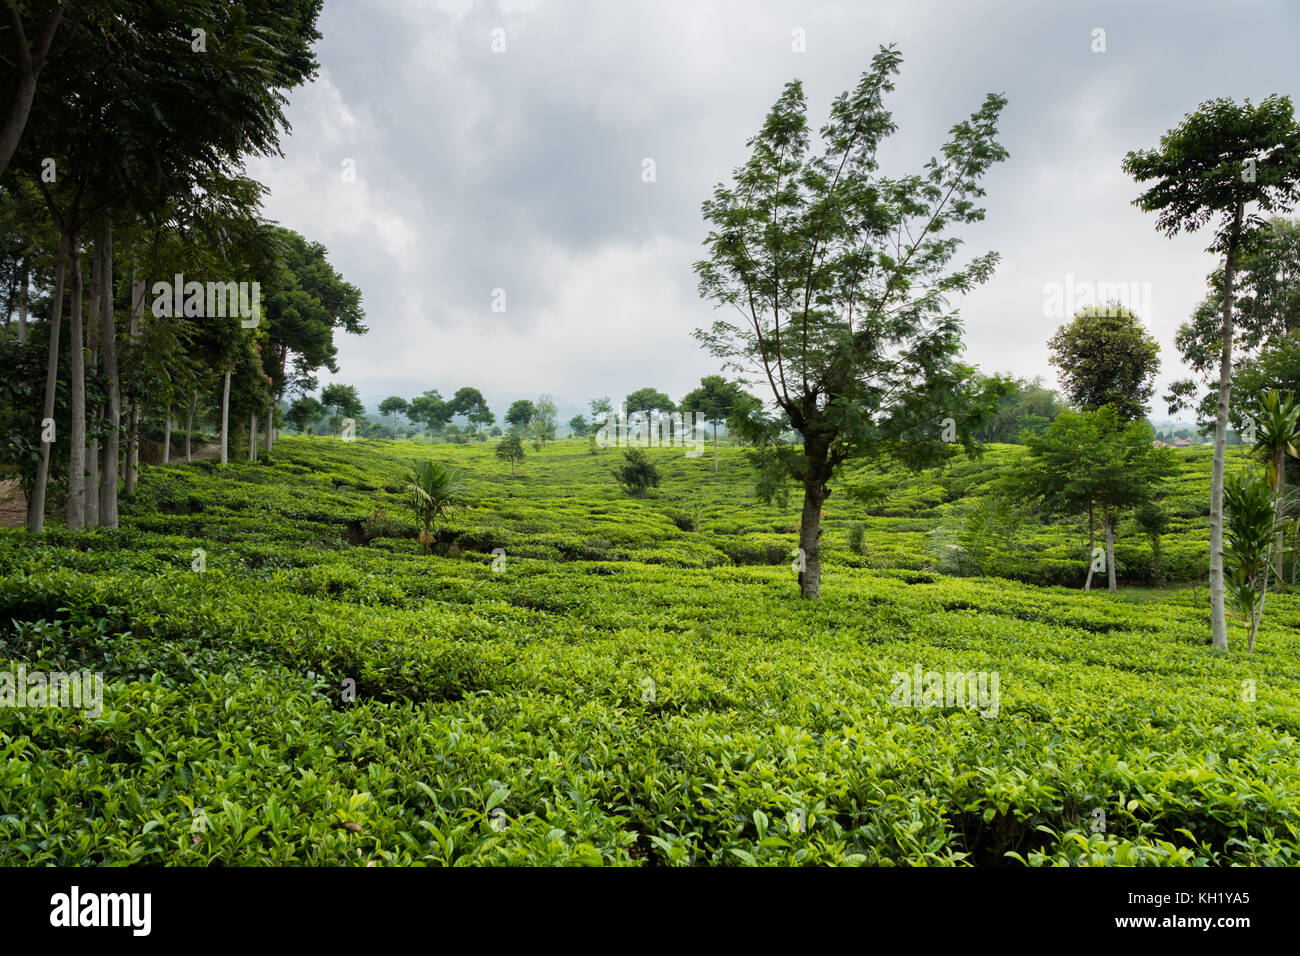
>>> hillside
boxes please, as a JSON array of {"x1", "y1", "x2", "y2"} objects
[{"x1": 1, "y1": 438, "x2": 1297, "y2": 865}]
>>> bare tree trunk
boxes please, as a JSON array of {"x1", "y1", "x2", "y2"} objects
[
  {"x1": 17, "y1": 259, "x2": 28, "y2": 345},
  {"x1": 98, "y1": 218, "x2": 119, "y2": 529},
  {"x1": 162, "y1": 407, "x2": 171, "y2": 464},
  {"x1": 713, "y1": 422, "x2": 718, "y2": 472},
  {"x1": 123, "y1": 274, "x2": 143, "y2": 495},
  {"x1": 219, "y1": 370, "x2": 231, "y2": 465},
  {"x1": 85, "y1": 240, "x2": 101, "y2": 526},
  {"x1": 66, "y1": 230, "x2": 85, "y2": 530},
  {"x1": 1209, "y1": 201, "x2": 1243, "y2": 651},
  {"x1": 125, "y1": 399, "x2": 139, "y2": 494},
  {"x1": 1105, "y1": 512, "x2": 1117, "y2": 593},
  {"x1": 186, "y1": 390, "x2": 195, "y2": 463},
  {"x1": 265, "y1": 404, "x2": 274, "y2": 454},
  {"x1": 797, "y1": 480, "x2": 826, "y2": 599},
  {"x1": 28, "y1": 234, "x2": 67, "y2": 533},
  {"x1": 248, "y1": 412, "x2": 258, "y2": 462},
  {"x1": 1084, "y1": 503, "x2": 1095, "y2": 592},
  {"x1": 1275, "y1": 452, "x2": 1286, "y2": 588}
]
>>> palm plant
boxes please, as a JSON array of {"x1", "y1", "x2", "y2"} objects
[
  {"x1": 404, "y1": 459, "x2": 467, "y2": 550},
  {"x1": 1223, "y1": 470, "x2": 1276, "y2": 652},
  {"x1": 1251, "y1": 390, "x2": 1300, "y2": 588}
]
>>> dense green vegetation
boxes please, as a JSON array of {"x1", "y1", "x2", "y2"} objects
[{"x1": 2, "y1": 437, "x2": 1296, "y2": 866}]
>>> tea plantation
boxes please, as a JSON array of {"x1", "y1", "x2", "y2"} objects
[{"x1": 1, "y1": 437, "x2": 1297, "y2": 865}]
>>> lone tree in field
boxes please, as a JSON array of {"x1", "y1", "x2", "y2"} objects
[
  {"x1": 693, "y1": 46, "x2": 1009, "y2": 598},
  {"x1": 1123, "y1": 95, "x2": 1300, "y2": 649},
  {"x1": 378, "y1": 396, "x2": 409, "y2": 435},
  {"x1": 496, "y1": 432, "x2": 525, "y2": 473},
  {"x1": 680, "y1": 375, "x2": 747, "y2": 471}
]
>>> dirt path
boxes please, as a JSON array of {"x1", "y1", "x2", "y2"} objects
[{"x1": 0, "y1": 479, "x2": 25, "y2": 529}]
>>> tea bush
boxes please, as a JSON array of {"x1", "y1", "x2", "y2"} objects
[{"x1": 1, "y1": 436, "x2": 1296, "y2": 866}]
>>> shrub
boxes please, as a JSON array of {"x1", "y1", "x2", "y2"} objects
[{"x1": 614, "y1": 449, "x2": 660, "y2": 498}]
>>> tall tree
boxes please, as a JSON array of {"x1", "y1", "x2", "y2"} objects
[
  {"x1": 1124, "y1": 95, "x2": 1300, "y2": 648},
  {"x1": 693, "y1": 46, "x2": 1008, "y2": 597},
  {"x1": 378, "y1": 395, "x2": 408, "y2": 436},
  {"x1": 624, "y1": 387, "x2": 675, "y2": 415},
  {"x1": 679, "y1": 375, "x2": 746, "y2": 471},
  {"x1": 1017, "y1": 407, "x2": 1177, "y2": 592},
  {"x1": 504, "y1": 399, "x2": 535, "y2": 433}
]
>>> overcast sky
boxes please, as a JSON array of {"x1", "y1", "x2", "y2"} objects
[{"x1": 245, "y1": 0, "x2": 1300, "y2": 421}]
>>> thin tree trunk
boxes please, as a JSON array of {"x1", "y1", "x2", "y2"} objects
[
  {"x1": 85, "y1": 239, "x2": 101, "y2": 527},
  {"x1": 219, "y1": 370, "x2": 231, "y2": 465},
  {"x1": 123, "y1": 273, "x2": 142, "y2": 495},
  {"x1": 265, "y1": 404, "x2": 273, "y2": 454},
  {"x1": 163, "y1": 407, "x2": 171, "y2": 464},
  {"x1": 1105, "y1": 512, "x2": 1117, "y2": 593},
  {"x1": 186, "y1": 390, "x2": 195, "y2": 463},
  {"x1": 1209, "y1": 200, "x2": 1243, "y2": 651},
  {"x1": 98, "y1": 217, "x2": 119, "y2": 529},
  {"x1": 17, "y1": 259, "x2": 28, "y2": 345},
  {"x1": 28, "y1": 234, "x2": 67, "y2": 533},
  {"x1": 1274, "y1": 452, "x2": 1286, "y2": 588},
  {"x1": 1084, "y1": 503, "x2": 1095, "y2": 592},
  {"x1": 713, "y1": 422, "x2": 718, "y2": 472},
  {"x1": 125, "y1": 399, "x2": 139, "y2": 494},
  {"x1": 66, "y1": 230, "x2": 85, "y2": 530},
  {"x1": 248, "y1": 412, "x2": 258, "y2": 462}
]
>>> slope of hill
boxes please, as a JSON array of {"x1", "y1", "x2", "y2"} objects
[{"x1": 1, "y1": 438, "x2": 1296, "y2": 865}]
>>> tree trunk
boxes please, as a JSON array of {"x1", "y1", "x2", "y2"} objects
[
  {"x1": 98, "y1": 218, "x2": 119, "y2": 529},
  {"x1": 163, "y1": 407, "x2": 171, "y2": 464},
  {"x1": 0, "y1": 5, "x2": 63, "y2": 180},
  {"x1": 265, "y1": 404, "x2": 274, "y2": 454},
  {"x1": 797, "y1": 479, "x2": 827, "y2": 599},
  {"x1": 1105, "y1": 512, "x2": 1117, "y2": 593},
  {"x1": 66, "y1": 230, "x2": 85, "y2": 530},
  {"x1": 186, "y1": 390, "x2": 195, "y2": 463},
  {"x1": 1209, "y1": 201, "x2": 1243, "y2": 651},
  {"x1": 125, "y1": 399, "x2": 139, "y2": 494},
  {"x1": 248, "y1": 412, "x2": 258, "y2": 462},
  {"x1": 27, "y1": 233, "x2": 67, "y2": 533},
  {"x1": 713, "y1": 422, "x2": 718, "y2": 472},
  {"x1": 1274, "y1": 452, "x2": 1286, "y2": 589},
  {"x1": 1084, "y1": 503, "x2": 1095, "y2": 592},
  {"x1": 219, "y1": 371, "x2": 231, "y2": 465},
  {"x1": 123, "y1": 273, "x2": 142, "y2": 495},
  {"x1": 16, "y1": 258, "x2": 28, "y2": 345},
  {"x1": 85, "y1": 240, "x2": 101, "y2": 527}
]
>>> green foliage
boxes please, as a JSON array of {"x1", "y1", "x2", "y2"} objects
[
  {"x1": 623, "y1": 388, "x2": 675, "y2": 415},
  {"x1": 614, "y1": 448, "x2": 661, "y2": 498},
  {"x1": 1, "y1": 436, "x2": 1298, "y2": 865},
  {"x1": 1223, "y1": 469, "x2": 1275, "y2": 634},
  {"x1": 403, "y1": 458, "x2": 467, "y2": 545},
  {"x1": 320, "y1": 383, "x2": 363, "y2": 419},
  {"x1": 496, "y1": 434, "x2": 525, "y2": 474},
  {"x1": 846, "y1": 521, "x2": 866, "y2": 555},
  {"x1": 1048, "y1": 305, "x2": 1161, "y2": 420}
]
